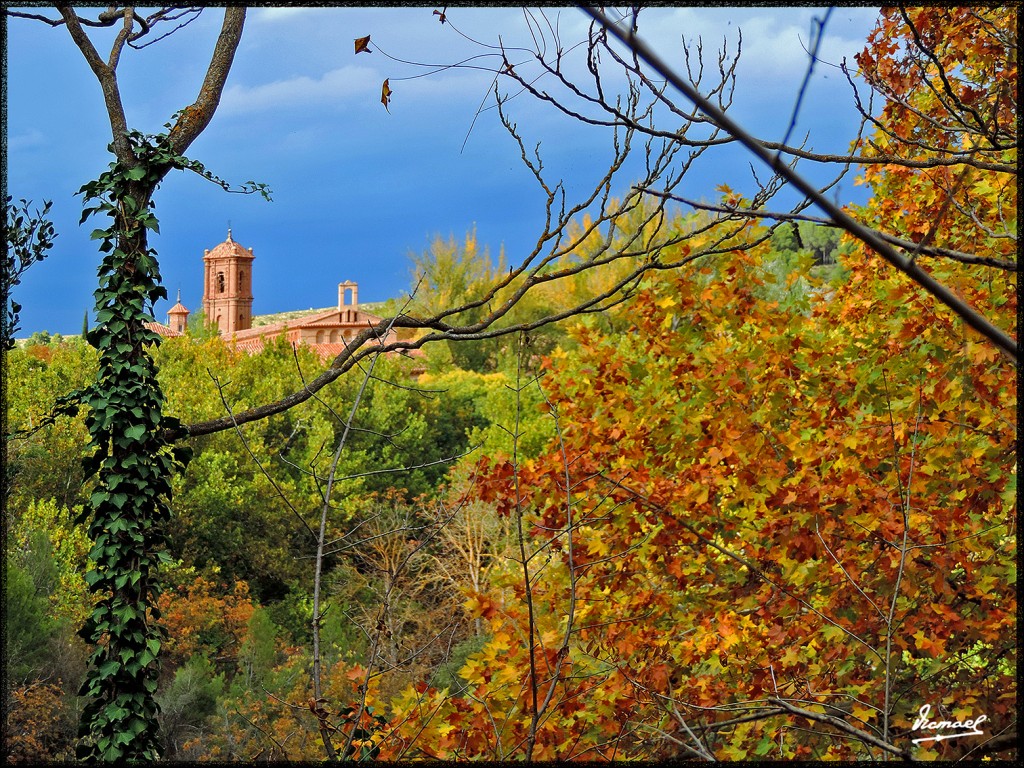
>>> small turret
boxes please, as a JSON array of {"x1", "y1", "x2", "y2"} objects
[{"x1": 167, "y1": 289, "x2": 190, "y2": 334}]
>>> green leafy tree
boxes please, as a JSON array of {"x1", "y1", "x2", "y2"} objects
[
  {"x1": 185, "y1": 309, "x2": 221, "y2": 340},
  {"x1": 3, "y1": 196, "x2": 56, "y2": 350},
  {"x1": 4, "y1": 560, "x2": 57, "y2": 685},
  {"x1": 236, "y1": 607, "x2": 281, "y2": 691},
  {"x1": 4, "y1": 341, "x2": 96, "y2": 509},
  {"x1": 406, "y1": 230, "x2": 508, "y2": 372},
  {"x1": 155, "y1": 654, "x2": 225, "y2": 760},
  {"x1": 770, "y1": 221, "x2": 842, "y2": 265},
  {"x1": 8, "y1": 498, "x2": 93, "y2": 626}
]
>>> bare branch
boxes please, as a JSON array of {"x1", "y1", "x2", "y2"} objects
[
  {"x1": 767, "y1": 698, "x2": 911, "y2": 759},
  {"x1": 167, "y1": 7, "x2": 245, "y2": 156},
  {"x1": 644, "y1": 190, "x2": 1018, "y2": 271},
  {"x1": 55, "y1": 6, "x2": 132, "y2": 163},
  {"x1": 4, "y1": 9, "x2": 65, "y2": 25},
  {"x1": 581, "y1": 7, "x2": 1017, "y2": 363},
  {"x1": 206, "y1": 368, "x2": 318, "y2": 542}
]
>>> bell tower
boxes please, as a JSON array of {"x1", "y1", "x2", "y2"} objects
[{"x1": 202, "y1": 229, "x2": 255, "y2": 336}]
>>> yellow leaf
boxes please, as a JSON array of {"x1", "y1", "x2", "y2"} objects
[
  {"x1": 851, "y1": 702, "x2": 874, "y2": 722},
  {"x1": 693, "y1": 484, "x2": 709, "y2": 504}
]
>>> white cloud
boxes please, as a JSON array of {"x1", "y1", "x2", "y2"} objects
[
  {"x1": 220, "y1": 65, "x2": 379, "y2": 114},
  {"x1": 8, "y1": 128, "x2": 47, "y2": 152},
  {"x1": 251, "y1": 7, "x2": 320, "y2": 23},
  {"x1": 619, "y1": 7, "x2": 877, "y2": 90},
  {"x1": 389, "y1": 68, "x2": 497, "y2": 105}
]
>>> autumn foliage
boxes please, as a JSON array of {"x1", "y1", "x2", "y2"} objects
[
  {"x1": 368, "y1": 6, "x2": 1016, "y2": 760},
  {"x1": 431, "y1": 229, "x2": 1014, "y2": 759}
]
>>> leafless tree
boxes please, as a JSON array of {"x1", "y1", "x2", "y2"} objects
[{"x1": 9, "y1": 6, "x2": 241, "y2": 169}]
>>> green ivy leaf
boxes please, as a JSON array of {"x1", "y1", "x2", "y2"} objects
[{"x1": 124, "y1": 424, "x2": 147, "y2": 441}]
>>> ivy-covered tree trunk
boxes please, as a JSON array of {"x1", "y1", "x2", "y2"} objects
[
  {"x1": 20, "y1": 7, "x2": 250, "y2": 759},
  {"x1": 70, "y1": 127, "x2": 268, "y2": 760},
  {"x1": 75, "y1": 152, "x2": 186, "y2": 761}
]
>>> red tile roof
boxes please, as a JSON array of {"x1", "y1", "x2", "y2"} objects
[
  {"x1": 146, "y1": 321, "x2": 182, "y2": 338},
  {"x1": 203, "y1": 229, "x2": 253, "y2": 262}
]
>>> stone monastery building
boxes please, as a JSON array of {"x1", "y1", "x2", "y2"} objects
[{"x1": 150, "y1": 230, "x2": 403, "y2": 360}]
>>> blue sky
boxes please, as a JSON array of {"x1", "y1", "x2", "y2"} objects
[{"x1": 6, "y1": 6, "x2": 882, "y2": 337}]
